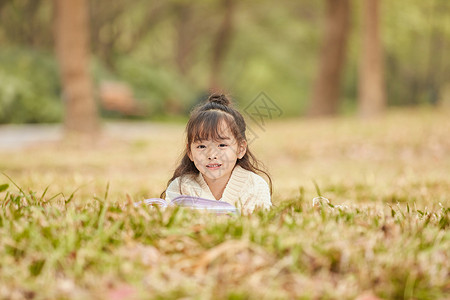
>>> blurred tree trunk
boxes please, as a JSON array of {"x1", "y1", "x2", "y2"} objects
[
  {"x1": 54, "y1": 0, "x2": 99, "y2": 135},
  {"x1": 0, "y1": 0, "x2": 6, "y2": 12},
  {"x1": 427, "y1": 1, "x2": 447, "y2": 106},
  {"x1": 308, "y1": 0, "x2": 350, "y2": 116},
  {"x1": 209, "y1": 0, "x2": 235, "y2": 92},
  {"x1": 89, "y1": 1, "x2": 167, "y2": 71},
  {"x1": 358, "y1": 0, "x2": 386, "y2": 117},
  {"x1": 89, "y1": 0, "x2": 127, "y2": 70},
  {"x1": 175, "y1": 3, "x2": 195, "y2": 76}
]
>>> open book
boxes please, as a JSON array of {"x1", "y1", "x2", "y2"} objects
[{"x1": 134, "y1": 195, "x2": 239, "y2": 215}]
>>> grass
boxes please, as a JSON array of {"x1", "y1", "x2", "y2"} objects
[{"x1": 0, "y1": 108, "x2": 449, "y2": 299}]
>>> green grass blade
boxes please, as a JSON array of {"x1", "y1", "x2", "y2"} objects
[
  {"x1": 2, "y1": 172, "x2": 25, "y2": 196},
  {"x1": 312, "y1": 180, "x2": 322, "y2": 197},
  {"x1": 0, "y1": 183, "x2": 9, "y2": 193},
  {"x1": 39, "y1": 186, "x2": 50, "y2": 203}
]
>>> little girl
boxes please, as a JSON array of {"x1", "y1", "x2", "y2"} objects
[{"x1": 162, "y1": 94, "x2": 272, "y2": 214}]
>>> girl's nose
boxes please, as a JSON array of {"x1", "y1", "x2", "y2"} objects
[
  {"x1": 206, "y1": 145, "x2": 218, "y2": 160},
  {"x1": 207, "y1": 149, "x2": 217, "y2": 160}
]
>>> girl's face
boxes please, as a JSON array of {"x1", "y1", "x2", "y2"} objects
[{"x1": 188, "y1": 121, "x2": 246, "y2": 186}]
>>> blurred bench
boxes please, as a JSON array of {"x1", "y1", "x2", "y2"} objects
[{"x1": 99, "y1": 81, "x2": 145, "y2": 116}]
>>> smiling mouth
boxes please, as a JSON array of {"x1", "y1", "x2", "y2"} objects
[{"x1": 206, "y1": 163, "x2": 222, "y2": 169}]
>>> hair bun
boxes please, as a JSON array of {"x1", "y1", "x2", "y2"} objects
[{"x1": 208, "y1": 94, "x2": 230, "y2": 106}]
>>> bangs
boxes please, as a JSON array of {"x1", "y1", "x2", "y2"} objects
[{"x1": 187, "y1": 110, "x2": 239, "y2": 143}]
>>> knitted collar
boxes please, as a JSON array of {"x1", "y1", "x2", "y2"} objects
[{"x1": 196, "y1": 165, "x2": 250, "y2": 204}]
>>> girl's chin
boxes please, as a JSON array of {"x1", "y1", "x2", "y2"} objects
[{"x1": 201, "y1": 170, "x2": 230, "y2": 181}]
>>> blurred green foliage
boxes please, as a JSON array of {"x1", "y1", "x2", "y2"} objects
[
  {"x1": 0, "y1": 0, "x2": 449, "y2": 123},
  {"x1": 114, "y1": 57, "x2": 198, "y2": 115},
  {"x1": 382, "y1": 0, "x2": 450, "y2": 106},
  {"x1": 0, "y1": 48, "x2": 62, "y2": 123}
]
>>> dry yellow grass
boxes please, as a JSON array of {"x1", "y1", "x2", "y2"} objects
[
  {"x1": 2, "y1": 107, "x2": 449, "y2": 207},
  {"x1": 0, "y1": 108, "x2": 449, "y2": 299}
]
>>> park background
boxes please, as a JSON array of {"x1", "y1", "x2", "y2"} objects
[
  {"x1": 0, "y1": 0, "x2": 449, "y2": 125},
  {"x1": 0, "y1": 1, "x2": 449, "y2": 299}
]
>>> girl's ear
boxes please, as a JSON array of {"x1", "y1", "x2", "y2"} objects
[
  {"x1": 185, "y1": 143, "x2": 193, "y2": 161},
  {"x1": 187, "y1": 146, "x2": 194, "y2": 161},
  {"x1": 238, "y1": 140, "x2": 247, "y2": 159}
]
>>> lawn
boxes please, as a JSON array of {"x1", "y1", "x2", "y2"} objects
[{"x1": 0, "y1": 108, "x2": 449, "y2": 299}]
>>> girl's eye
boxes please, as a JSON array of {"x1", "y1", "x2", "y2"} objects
[
  {"x1": 219, "y1": 144, "x2": 228, "y2": 148},
  {"x1": 197, "y1": 145, "x2": 206, "y2": 149}
]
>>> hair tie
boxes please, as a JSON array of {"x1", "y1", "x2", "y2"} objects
[{"x1": 208, "y1": 94, "x2": 230, "y2": 106}]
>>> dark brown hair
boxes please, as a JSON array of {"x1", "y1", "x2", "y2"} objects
[{"x1": 161, "y1": 94, "x2": 272, "y2": 197}]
